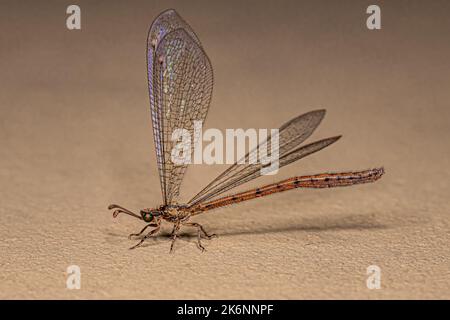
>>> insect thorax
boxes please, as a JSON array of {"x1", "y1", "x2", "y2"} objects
[{"x1": 161, "y1": 204, "x2": 190, "y2": 219}]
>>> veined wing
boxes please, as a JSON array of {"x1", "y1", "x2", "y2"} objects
[
  {"x1": 187, "y1": 110, "x2": 329, "y2": 206},
  {"x1": 147, "y1": 9, "x2": 202, "y2": 49},
  {"x1": 189, "y1": 136, "x2": 342, "y2": 209},
  {"x1": 148, "y1": 15, "x2": 213, "y2": 205},
  {"x1": 147, "y1": 9, "x2": 207, "y2": 205}
]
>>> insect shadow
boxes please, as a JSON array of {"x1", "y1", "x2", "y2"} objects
[
  {"x1": 217, "y1": 213, "x2": 388, "y2": 237},
  {"x1": 105, "y1": 212, "x2": 388, "y2": 247}
]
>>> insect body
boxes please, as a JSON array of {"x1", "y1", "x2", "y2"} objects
[{"x1": 108, "y1": 9, "x2": 384, "y2": 253}]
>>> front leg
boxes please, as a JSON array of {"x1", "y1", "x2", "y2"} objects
[
  {"x1": 129, "y1": 226, "x2": 161, "y2": 250},
  {"x1": 128, "y1": 222, "x2": 159, "y2": 239}
]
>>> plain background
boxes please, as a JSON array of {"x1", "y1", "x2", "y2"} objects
[{"x1": 0, "y1": 0, "x2": 449, "y2": 299}]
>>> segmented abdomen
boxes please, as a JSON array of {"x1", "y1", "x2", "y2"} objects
[{"x1": 190, "y1": 167, "x2": 384, "y2": 214}]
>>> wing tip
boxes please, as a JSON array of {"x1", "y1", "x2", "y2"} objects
[
  {"x1": 306, "y1": 108, "x2": 327, "y2": 120},
  {"x1": 326, "y1": 135, "x2": 342, "y2": 144},
  {"x1": 314, "y1": 108, "x2": 327, "y2": 115}
]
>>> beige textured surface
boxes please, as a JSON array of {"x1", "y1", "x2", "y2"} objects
[{"x1": 0, "y1": 0, "x2": 449, "y2": 299}]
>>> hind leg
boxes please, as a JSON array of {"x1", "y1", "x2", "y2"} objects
[
  {"x1": 184, "y1": 222, "x2": 217, "y2": 239},
  {"x1": 182, "y1": 222, "x2": 217, "y2": 252}
]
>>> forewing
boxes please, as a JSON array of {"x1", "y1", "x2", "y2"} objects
[
  {"x1": 147, "y1": 10, "x2": 206, "y2": 205},
  {"x1": 187, "y1": 110, "x2": 327, "y2": 206},
  {"x1": 150, "y1": 28, "x2": 213, "y2": 204},
  {"x1": 147, "y1": 9, "x2": 201, "y2": 50}
]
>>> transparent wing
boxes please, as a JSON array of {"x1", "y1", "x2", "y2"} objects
[
  {"x1": 147, "y1": 9, "x2": 202, "y2": 49},
  {"x1": 189, "y1": 136, "x2": 342, "y2": 208},
  {"x1": 188, "y1": 110, "x2": 331, "y2": 206},
  {"x1": 148, "y1": 20, "x2": 213, "y2": 204}
]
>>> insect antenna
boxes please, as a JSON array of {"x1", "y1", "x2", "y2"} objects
[{"x1": 108, "y1": 204, "x2": 143, "y2": 220}]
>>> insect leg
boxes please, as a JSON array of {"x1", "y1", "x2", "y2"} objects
[
  {"x1": 182, "y1": 222, "x2": 217, "y2": 252},
  {"x1": 169, "y1": 222, "x2": 181, "y2": 253},
  {"x1": 183, "y1": 222, "x2": 217, "y2": 240},
  {"x1": 129, "y1": 226, "x2": 161, "y2": 250},
  {"x1": 128, "y1": 222, "x2": 159, "y2": 239}
]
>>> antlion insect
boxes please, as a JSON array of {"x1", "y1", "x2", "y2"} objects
[{"x1": 108, "y1": 9, "x2": 384, "y2": 253}]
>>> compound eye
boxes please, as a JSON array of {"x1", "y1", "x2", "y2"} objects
[{"x1": 140, "y1": 211, "x2": 153, "y2": 222}]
